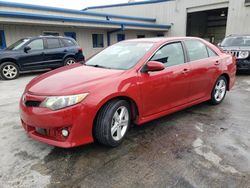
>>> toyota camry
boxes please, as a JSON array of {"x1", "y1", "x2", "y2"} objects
[{"x1": 20, "y1": 37, "x2": 236, "y2": 148}]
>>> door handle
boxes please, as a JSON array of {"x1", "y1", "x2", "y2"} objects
[
  {"x1": 182, "y1": 68, "x2": 190, "y2": 74},
  {"x1": 215, "y1": 60, "x2": 220, "y2": 65}
]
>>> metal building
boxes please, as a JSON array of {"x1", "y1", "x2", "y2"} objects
[
  {"x1": 0, "y1": 0, "x2": 250, "y2": 58},
  {"x1": 86, "y1": 0, "x2": 250, "y2": 44}
]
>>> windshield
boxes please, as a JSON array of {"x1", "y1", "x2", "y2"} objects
[
  {"x1": 85, "y1": 42, "x2": 154, "y2": 70},
  {"x1": 221, "y1": 36, "x2": 250, "y2": 47},
  {"x1": 6, "y1": 38, "x2": 30, "y2": 50}
]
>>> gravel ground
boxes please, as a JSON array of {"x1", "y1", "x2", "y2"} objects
[{"x1": 0, "y1": 72, "x2": 250, "y2": 188}]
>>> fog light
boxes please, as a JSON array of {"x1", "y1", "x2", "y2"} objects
[{"x1": 62, "y1": 129, "x2": 69, "y2": 137}]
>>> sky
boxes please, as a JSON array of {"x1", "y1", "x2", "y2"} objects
[{"x1": 3, "y1": 0, "x2": 144, "y2": 10}]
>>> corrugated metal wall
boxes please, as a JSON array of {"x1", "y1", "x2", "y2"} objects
[{"x1": 91, "y1": 0, "x2": 250, "y2": 36}]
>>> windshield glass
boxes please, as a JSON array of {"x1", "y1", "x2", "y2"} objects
[
  {"x1": 6, "y1": 38, "x2": 30, "y2": 50},
  {"x1": 85, "y1": 42, "x2": 154, "y2": 70},
  {"x1": 221, "y1": 36, "x2": 250, "y2": 47}
]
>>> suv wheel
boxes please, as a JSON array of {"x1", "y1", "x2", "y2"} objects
[
  {"x1": 64, "y1": 57, "x2": 76, "y2": 66},
  {"x1": 0, "y1": 62, "x2": 20, "y2": 80},
  {"x1": 94, "y1": 100, "x2": 131, "y2": 147}
]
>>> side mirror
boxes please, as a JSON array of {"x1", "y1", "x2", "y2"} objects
[
  {"x1": 217, "y1": 43, "x2": 221, "y2": 47},
  {"x1": 24, "y1": 46, "x2": 31, "y2": 53},
  {"x1": 142, "y1": 61, "x2": 165, "y2": 72}
]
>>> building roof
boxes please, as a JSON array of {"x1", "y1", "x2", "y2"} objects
[
  {"x1": 0, "y1": 1, "x2": 156, "y2": 22},
  {"x1": 0, "y1": 11, "x2": 171, "y2": 30},
  {"x1": 83, "y1": 0, "x2": 173, "y2": 10},
  {"x1": 0, "y1": 1, "x2": 171, "y2": 31}
]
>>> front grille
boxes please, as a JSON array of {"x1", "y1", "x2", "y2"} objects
[
  {"x1": 225, "y1": 50, "x2": 240, "y2": 58},
  {"x1": 25, "y1": 100, "x2": 41, "y2": 107}
]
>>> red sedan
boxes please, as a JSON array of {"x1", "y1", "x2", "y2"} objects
[{"x1": 20, "y1": 37, "x2": 236, "y2": 148}]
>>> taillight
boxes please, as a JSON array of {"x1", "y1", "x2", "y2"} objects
[{"x1": 79, "y1": 48, "x2": 83, "y2": 52}]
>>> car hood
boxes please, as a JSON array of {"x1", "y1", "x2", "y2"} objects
[
  {"x1": 0, "y1": 49, "x2": 20, "y2": 53},
  {"x1": 26, "y1": 64, "x2": 125, "y2": 96},
  {"x1": 221, "y1": 46, "x2": 250, "y2": 51}
]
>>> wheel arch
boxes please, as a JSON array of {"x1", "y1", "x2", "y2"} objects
[
  {"x1": 0, "y1": 58, "x2": 19, "y2": 67},
  {"x1": 63, "y1": 54, "x2": 76, "y2": 61},
  {"x1": 220, "y1": 73, "x2": 230, "y2": 90},
  {"x1": 95, "y1": 95, "x2": 140, "y2": 123}
]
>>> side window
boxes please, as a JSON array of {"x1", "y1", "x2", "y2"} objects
[
  {"x1": 137, "y1": 35, "x2": 145, "y2": 38},
  {"x1": 47, "y1": 38, "x2": 61, "y2": 49},
  {"x1": 61, "y1": 38, "x2": 75, "y2": 47},
  {"x1": 0, "y1": 30, "x2": 6, "y2": 49},
  {"x1": 207, "y1": 47, "x2": 218, "y2": 57},
  {"x1": 27, "y1": 39, "x2": 44, "y2": 50},
  {"x1": 92, "y1": 34, "x2": 104, "y2": 48},
  {"x1": 151, "y1": 42, "x2": 185, "y2": 67},
  {"x1": 185, "y1": 40, "x2": 209, "y2": 61},
  {"x1": 117, "y1": 34, "x2": 125, "y2": 42}
]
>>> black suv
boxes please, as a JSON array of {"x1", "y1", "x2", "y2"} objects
[
  {"x1": 219, "y1": 35, "x2": 250, "y2": 72},
  {"x1": 0, "y1": 36, "x2": 84, "y2": 80}
]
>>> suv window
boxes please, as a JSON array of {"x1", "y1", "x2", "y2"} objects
[
  {"x1": 46, "y1": 38, "x2": 61, "y2": 49},
  {"x1": 151, "y1": 42, "x2": 185, "y2": 67},
  {"x1": 61, "y1": 38, "x2": 75, "y2": 47},
  {"x1": 27, "y1": 39, "x2": 44, "y2": 50},
  {"x1": 185, "y1": 40, "x2": 209, "y2": 61}
]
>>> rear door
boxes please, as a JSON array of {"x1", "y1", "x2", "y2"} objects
[
  {"x1": 139, "y1": 41, "x2": 191, "y2": 117},
  {"x1": 184, "y1": 40, "x2": 220, "y2": 101},
  {"x1": 43, "y1": 38, "x2": 65, "y2": 67}
]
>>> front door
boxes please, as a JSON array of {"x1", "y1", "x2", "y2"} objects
[
  {"x1": 19, "y1": 38, "x2": 46, "y2": 70},
  {"x1": 139, "y1": 42, "x2": 191, "y2": 117}
]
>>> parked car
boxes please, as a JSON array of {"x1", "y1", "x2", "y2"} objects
[
  {"x1": 219, "y1": 35, "x2": 250, "y2": 72},
  {"x1": 0, "y1": 36, "x2": 84, "y2": 80},
  {"x1": 20, "y1": 37, "x2": 236, "y2": 148}
]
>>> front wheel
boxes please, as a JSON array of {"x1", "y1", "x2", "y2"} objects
[
  {"x1": 0, "y1": 62, "x2": 20, "y2": 80},
  {"x1": 210, "y1": 76, "x2": 227, "y2": 105},
  {"x1": 94, "y1": 100, "x2": 131, "y2": 147}
]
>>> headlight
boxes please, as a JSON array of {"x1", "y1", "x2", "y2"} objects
[
  {"x1": 40, "y1": 93, "x2": 89, "y2": 110},
  {"x1": 239, "y1": 51, "x2": 249, "y2": 59}
]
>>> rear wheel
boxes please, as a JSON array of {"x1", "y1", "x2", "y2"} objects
[
  {"x1": 94, "y1": 100, "x2": 131, "y2": 147},
  {"x1": 64, "y1": 57, "x2": 76, "y2": 66},
  {"x1": 0, "y1": 62, "x2": 20, "y2": 80},
  {"x1": 210, "y1": 76, "x2": 227, "y2": 105}
]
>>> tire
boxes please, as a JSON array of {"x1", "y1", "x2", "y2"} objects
[
  {"x1": 0, "y1": 62, "x2": 20, "y2": 80},
  {"x1": 94, "y1": 100, "x2": 131, "y2": 147},
  {"x1": 64, "y1": 57, "x2": 76, "y2": 66},
  {"x1": 210, "y1": 76, "x2": 227, "y2": 105}
]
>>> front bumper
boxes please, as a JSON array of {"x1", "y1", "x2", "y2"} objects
[
  {"x1": 19, "y1": 93, "x2": 94, "y2": 148},
  {"x1": 236, "y1": 59, "x2": 250, "y2": 71}
]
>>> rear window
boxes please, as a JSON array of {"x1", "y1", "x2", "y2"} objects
[
  {"x1": 185, "y1": 40, "x2": 209, "y2": 61},
  {"x1": 61, "y1": 38, "x2": 76, "y2": 47},
  {"x1": 46, "y1": 38, "x2": 61, "y2": 49}
]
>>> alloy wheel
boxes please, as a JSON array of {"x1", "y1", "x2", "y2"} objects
[
  {"x1": 214, "y1": 79, "x2": 226, "y2": 102},
  {"x1": 111, "y1": 106, "x2": 129, "y2": 141},
  {"x1": 66, "y1": 59, "x2": 76, "y2": 65},
  {"x1": 2, "y1": 64, "x2": 18, "y2": 79}
]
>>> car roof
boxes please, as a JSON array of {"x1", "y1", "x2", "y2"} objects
[
  {"x1": 125, "y1": 37, "x2": 204, "y2": 43},
  {"x1": 226, "y1": 34, "x2": 250, "y2": 37},
  {"x1": 27, "y1": 36, "x2": 73, "y2": 40}
]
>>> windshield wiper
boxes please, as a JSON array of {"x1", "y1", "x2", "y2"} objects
[{"x1": 86, "y1": 64, "x2": 111, "y2": 69}]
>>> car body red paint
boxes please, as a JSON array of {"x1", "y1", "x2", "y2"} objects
[{"x1": 20, "y1": 37, "x2": 236, "y2": 148}]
